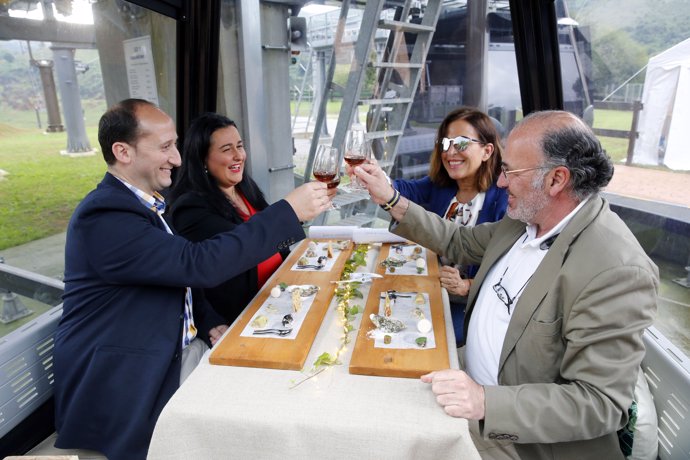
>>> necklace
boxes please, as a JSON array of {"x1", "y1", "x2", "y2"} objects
[
  {"x1": 456, "y1": 188, "x2": 477, "y2": 205},
  {"x1": 226, "y1": 189, "x2": 249, "y2": 215}
]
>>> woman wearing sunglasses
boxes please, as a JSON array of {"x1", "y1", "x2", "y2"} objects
[{"x1": 384, "y1": 107, "x2": 507, "y2": 345}]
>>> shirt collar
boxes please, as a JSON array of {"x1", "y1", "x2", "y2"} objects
[
  {"x1": 522, "y1": 195, "x2": 592, "y2": 249},
  {"x1": 112, "y1": 175, "x2": 166, "y2": 215}
]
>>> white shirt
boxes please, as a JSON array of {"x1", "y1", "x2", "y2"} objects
[{"x1": 465, "y1": 196, "x2": 591, "y2": 385}]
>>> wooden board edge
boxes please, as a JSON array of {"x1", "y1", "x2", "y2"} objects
[
  {"x1": 348, "y1": 243, "x2": 450, "y2": 378},
  {"x1": 209, "y1": 239, "x2": 355, "y2": 369}
]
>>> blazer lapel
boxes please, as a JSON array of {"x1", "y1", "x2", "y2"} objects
[{"x1": 496, "y1": 196, "x2": 607, "y2": 376}]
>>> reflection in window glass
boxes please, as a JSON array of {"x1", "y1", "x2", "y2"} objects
[
  {"x1": 291, "y1": 2, "x2": 525, "y2": 182},
  {"x1": 387, "y1": 2, "x2": 523, "y2": 180},
  {"x1": 562, "y1": 0, "x2": 690, "y2": 356},
  {"x1": 0, "y1": 0, "x2": 176, "y2": 338}
]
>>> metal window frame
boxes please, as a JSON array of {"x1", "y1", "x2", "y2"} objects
[
  {"x1": 129, "y1": 0, "x2": 221, "y2": 142},
  {"x1": 175, "y1": 0, "x2": 221, "y2": 141},
  {"x1": 127, "y1": 0, "x2": 185, "y2": 20},
  {"x1": 509, "y1": 0, "x2": 564, "y2": 115}
]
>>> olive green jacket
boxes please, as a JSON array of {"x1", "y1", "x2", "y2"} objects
[{"x1": 392, "y1": 196, "x2": 658, "y2": 460}]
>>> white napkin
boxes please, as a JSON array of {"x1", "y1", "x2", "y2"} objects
[
  {"x1": 307, "y1": 226, "x2": 357, "y2": 240},
  {"x1": 352, "y1": 228, "x2": 407, "y2": 243}
]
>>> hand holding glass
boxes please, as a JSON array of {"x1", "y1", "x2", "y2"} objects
[
  {"x1": 313, "y1": 145, "x2": 340, "y2": 209},
  {"x1": 343, "y1": 129, "x2": 371, "y2": 191}
]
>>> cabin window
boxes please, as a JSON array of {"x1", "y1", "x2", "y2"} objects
[
  {"x1": 560, "y1": 1, "x2": 690, "y2": 358},
  {"x1": 0, "y1": 0, "x2": 176, "y2": 339}
]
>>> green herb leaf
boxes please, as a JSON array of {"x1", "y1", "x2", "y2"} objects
[{"x1": 313, "y1": 352, "x2": 337, "y2": 368}]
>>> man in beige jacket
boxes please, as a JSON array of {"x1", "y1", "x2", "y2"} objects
[{"x1": 355, "y1": 110, "x2": 658, "y2": 460}]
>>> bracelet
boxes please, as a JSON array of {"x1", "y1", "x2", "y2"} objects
[{"x1": 379, "y1": 189, "x2": 401, "y2": 211}]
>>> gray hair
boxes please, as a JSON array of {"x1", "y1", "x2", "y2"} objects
[{"x1": 520, "y1": 111, "x2": 614, "y2": 200}]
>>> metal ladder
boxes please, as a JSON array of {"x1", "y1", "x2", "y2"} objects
[
  {"x1": 291, "y1": 48, "x2": 315, "y2": 135},
  {"x1": 304, "y1": 0, "x2": 442, "y2": 227}
]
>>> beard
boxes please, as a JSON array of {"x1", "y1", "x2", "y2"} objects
[{"x1": 506, "y1": 171, "x2": 550, "y2": 224}]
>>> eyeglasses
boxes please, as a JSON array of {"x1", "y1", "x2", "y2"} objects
[
  {"x1": 440, "y1": 135, "x2": 483, "y2": 153},
  {"x1": 492, "y1": 266, "x2": 532, "y2": 314},
  {"x1": 499, "y1": 164, "x2": 551, "y2": 180}
]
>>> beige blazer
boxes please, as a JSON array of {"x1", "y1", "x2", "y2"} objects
[{"x1": 392, "y1": 196, "x2": 658, "y2": 460}]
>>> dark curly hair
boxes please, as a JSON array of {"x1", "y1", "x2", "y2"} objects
[{"x1": 521, "y1": 111, "x2": 614, "y2": 201}]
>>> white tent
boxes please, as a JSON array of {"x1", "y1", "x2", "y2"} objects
[{"x1": 633, "y1": 38, "x2": 690, "y2": 170}]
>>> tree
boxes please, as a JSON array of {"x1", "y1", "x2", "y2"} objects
[{"x1": 590, "y1": 30, "x2": 647, "y2": 99}]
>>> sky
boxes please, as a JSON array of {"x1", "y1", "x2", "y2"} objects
[
  {"x1": 8, "y1": 0, "x2": 93, "y2": 24},
  {"x1": 8, "y1": 1, "x2": 336, "y2": 23},
  {"x1": 300, "y1": 3, "x2": 339, "y2": 16}
]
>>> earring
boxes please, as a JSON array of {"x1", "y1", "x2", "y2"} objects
[{"x1": 204, "y1": 166, "x2": 208, "y2": 174}]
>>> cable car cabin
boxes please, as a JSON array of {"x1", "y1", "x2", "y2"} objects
[{"x1": 1, "y1": 0, "x2": 689, "y2": 458}]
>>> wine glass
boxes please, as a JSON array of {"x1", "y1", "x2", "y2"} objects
[
  {"x1": 313, "y1": 145, "x2": 340, "y2": 209},
  {"x1": 342, "y1": 128, "x2": 371, "y2": 191}
]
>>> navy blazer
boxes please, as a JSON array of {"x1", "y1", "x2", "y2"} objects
[
  {"x1": 168, "y1": 191, "x2": 290, "y2": 324},
  {"x1": 393, "y1": 175, "x2": 508, "y2": 277},
  {"x1": 54, "y1": 173, "x2": 304, "y2": 460}
]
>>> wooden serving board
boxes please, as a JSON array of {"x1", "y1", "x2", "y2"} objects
[
  {"x1": 209, "y1": 239, "x2": 352, "y2": 370},
  {"x1": 349, "y1": 243, "x2": 450, "y2": 378}
]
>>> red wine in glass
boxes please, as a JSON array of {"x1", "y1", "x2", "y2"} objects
[
  {"x1": 343, "y1": 128, "x2": 371, "y2": 191},
  {"x1": 313, "y1": 145, "x2": 340, "y2": 209},
  {"x1": 314, "y1": 171, "x2": 337, "y2": 183},
  {"x1": 327, "y1": 176, "x2": 341, "y2": 189},
  {"x1": 344, "y1": 156, "x2": 366, "y2": 167}
]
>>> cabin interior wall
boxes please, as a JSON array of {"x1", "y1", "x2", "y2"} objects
[
  {"x1": 92, "y1": 0, "x2": 176, "y2": 119},
  {"x1": 217, "y1": 1, "x2": 243, "y2": 127},
  {"x1": 259, "y1": 2, "x2": 294, "y2": 203},
  {"x1": 219, "y1": 0, "x2": 294, "y2": 203}
]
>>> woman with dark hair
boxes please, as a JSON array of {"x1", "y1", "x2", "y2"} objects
[
  {"x1": 167, "y1": 112, "x2": 286, "y2": 324},
  {"x1": 376, "y1": 107, "x2": 508, "y2": 344}
]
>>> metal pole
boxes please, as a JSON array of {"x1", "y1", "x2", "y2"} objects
[
  {"x1": 465, "y1": 0, "x2": 489, "y2": 111},
  {"x1": 51, "y1": 45, "x2": 92, "y2": 153},
  {"x1": 311, "y1": 50, "x2": 328, "y2": 136},
  {"x1": 35, "y1": 60, "x2": 64, "y2": 132}
]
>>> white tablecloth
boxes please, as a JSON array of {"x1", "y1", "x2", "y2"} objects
[{"x1": 148, "y1": 245, "x2": 480, "y2": 460}]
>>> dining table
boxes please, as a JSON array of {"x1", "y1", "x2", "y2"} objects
[{"x1": 147, "y1": 241, "x2": 481, "y2": 460}]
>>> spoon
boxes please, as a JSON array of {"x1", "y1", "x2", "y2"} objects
[{"x1": 296, "y1": 264, "x2": 324, "y2": 270}]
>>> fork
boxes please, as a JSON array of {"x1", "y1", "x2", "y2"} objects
[
  {"x1": 380, "y1": 290, "x2": 415, "y2": 299},
  {"x1": 296, "y1": 264, "x2": 324, "y2": 270},
  {"x1": 252, "y1": 328, "x2": 293, "y2": 336}
]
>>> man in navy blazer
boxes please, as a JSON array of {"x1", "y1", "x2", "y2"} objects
[{"x1": 53, "y1": 99, "x2": 330, "y2": 460}]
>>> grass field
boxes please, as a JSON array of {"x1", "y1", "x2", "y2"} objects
[
  {"x1": 594, "y1": 109, "x2": 633, "y2": 163},
  {"x1": 0, "y1": 125, "x2": 105, "y2": 250},
  {"x1": 0, "y1": 105, "x2": 649, "y2": 251}
]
